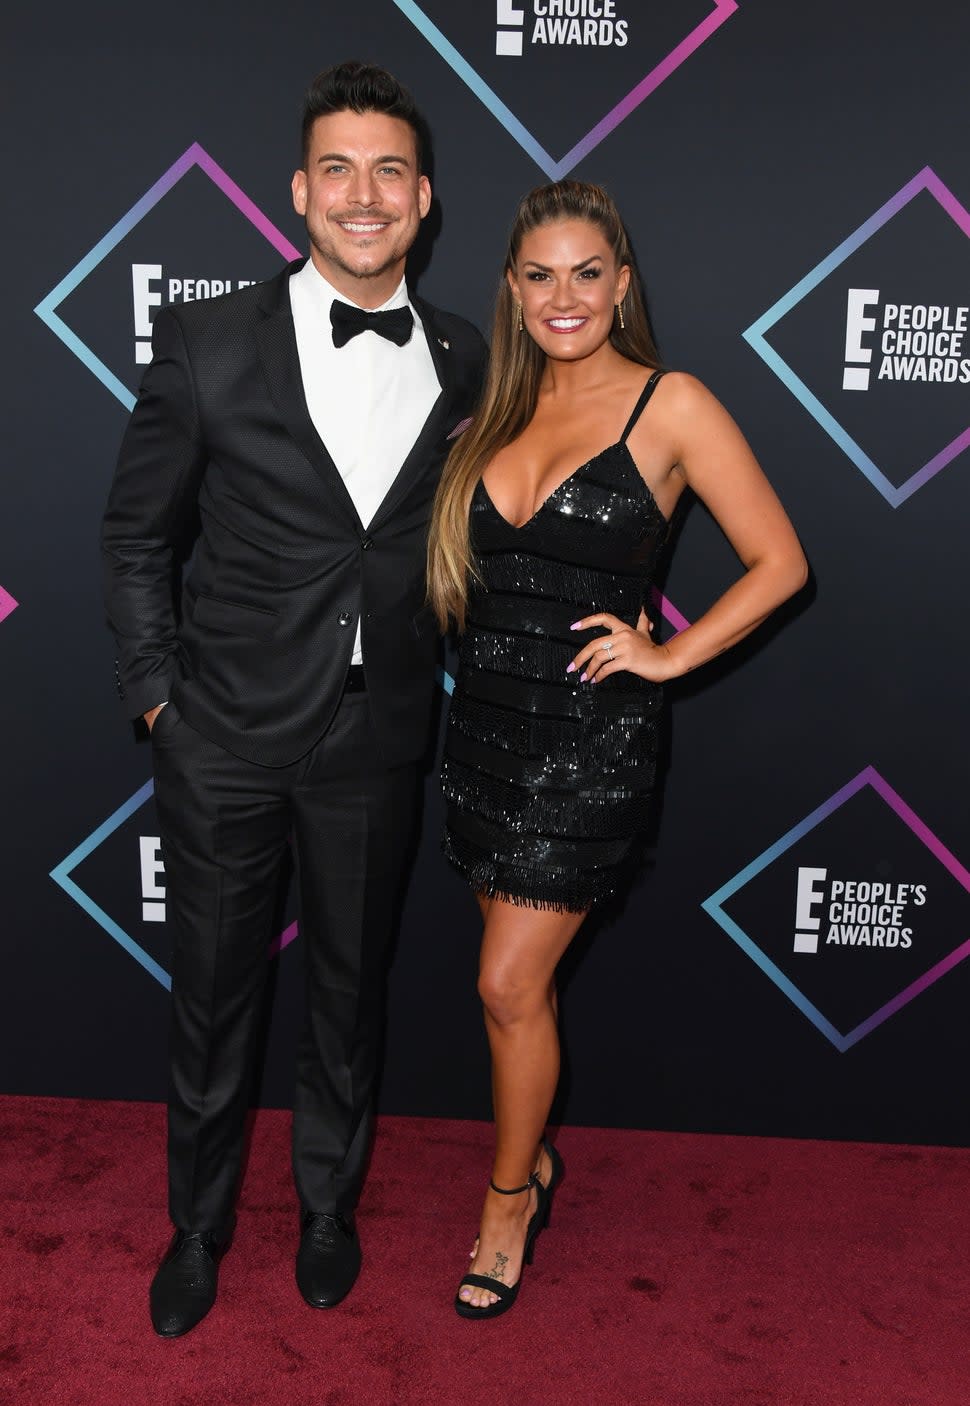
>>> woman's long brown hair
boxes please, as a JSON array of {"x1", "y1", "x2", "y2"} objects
[{"x1": 427, "y1": 179, "x2": 663, "y2": 632}]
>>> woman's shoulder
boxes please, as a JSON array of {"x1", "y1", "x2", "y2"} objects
[
  {"x1": 614, "y1": 360, "x2": 704, "y2": 401},
  {"x1": 651, "y1": 368, "x2": 703, "y2": 398},
  {"x1": 622, "y1": 369, "x2": 734, "y2": 461},
  {"x1": 646, "y1": 369, "x2": 725, "y2": 421}
]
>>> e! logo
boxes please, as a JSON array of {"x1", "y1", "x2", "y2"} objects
[
  {"x1": 139, "y1": 835, "x2": 166, "y2": 923},
  {"x1": 132, "y1": 264, "x2": 163, "y2": 365},
  {"x1": 497, "y1": 0, "x2": 525, "y2": 56},
  {"x1": 794, "y1": 866, "x2": 826, "y2": 953},
  {"x1": 843, "y1": 288, "x2": 879, "y2": 391}
]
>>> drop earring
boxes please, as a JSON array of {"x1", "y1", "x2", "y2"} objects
[
  {"x1": 616, "y1": 302, "x2": 625, "y2": 330},
  {"x1": 517, "y1": 302, "x2": 524, "y2": 333}
]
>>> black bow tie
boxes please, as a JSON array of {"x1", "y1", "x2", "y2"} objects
[{"x1": 330, "y1": 299, "x2": 414, "y2": 348}]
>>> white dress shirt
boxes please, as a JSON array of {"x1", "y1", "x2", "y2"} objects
[{"x1": 289, "y1": 259, "x2": 441, "y2": 664}]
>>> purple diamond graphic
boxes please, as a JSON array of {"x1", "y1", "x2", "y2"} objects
[
  {"x1": 392, "y1": 0, "x2": 738, "y2": 178},
  {"x1": 34, "y1": 142, "x2": 301, "y2": 410},
  {"x1": 702, "y1": 766, "x2": 970, "y2": 1051}
]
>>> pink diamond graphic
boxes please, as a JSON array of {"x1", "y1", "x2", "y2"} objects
[
  {"x1": 0, "y1": 585, "x2": 18, "y2": 624},
  {"x1": 392, "y1": 0, "x2": 738, "y2": 177}
]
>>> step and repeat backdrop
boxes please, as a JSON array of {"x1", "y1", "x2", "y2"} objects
[{"x1": 3, "y1": 1, "x2": 969, "y2": 1144}]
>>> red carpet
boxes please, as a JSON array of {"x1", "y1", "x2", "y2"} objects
[{"x1": 1, "y1": 1096, "x2": 969, "y2": 1405}]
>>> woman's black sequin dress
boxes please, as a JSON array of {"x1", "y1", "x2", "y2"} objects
[{"x1": 442, "y1": 371, "x2": 669, "y2": 912}]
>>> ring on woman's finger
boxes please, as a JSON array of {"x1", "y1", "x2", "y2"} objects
[{"x1": 602, "y1": 641, "x2": 614, "y2": 659}]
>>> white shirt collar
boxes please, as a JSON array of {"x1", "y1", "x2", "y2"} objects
[{"x1": 292, "y1": 257, "x2": 411, "y2": 315}]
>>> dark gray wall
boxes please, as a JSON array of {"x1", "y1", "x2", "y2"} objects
[{"x1": 3, "y1": 0, "x2": 969, "y2": 1145}]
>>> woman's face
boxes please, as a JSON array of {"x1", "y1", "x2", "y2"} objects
[{"x1": 508, "y1": 217, "x2": 630, "y2": 362}]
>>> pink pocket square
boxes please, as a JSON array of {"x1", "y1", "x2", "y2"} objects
[{"x1": 446, "y1": 416, "x2": 474, "y2": 441}]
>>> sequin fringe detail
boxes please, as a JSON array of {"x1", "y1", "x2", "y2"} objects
[
  {"x1": 459, "y1": 628, "x2": 574, "y2": 682},
  {"x1": 442, "y1": 830, "x2": 615, "y2": 914},
  {"x1": 442, "y1": 758, "x2": 653, "y2": 840},
  {"x1": 444, "y1": 427, "x2": 667, "y2": 913},
  {"x1": 476, "y1": 551, "x2": 645, "y2": 615},
  {"x1": 450, "y1": 691, "x2": 658, "y2": 767}
]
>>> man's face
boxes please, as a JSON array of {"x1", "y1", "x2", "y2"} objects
[{"x1": 292, "y1": 110, "x2": 431, "y2": 305}]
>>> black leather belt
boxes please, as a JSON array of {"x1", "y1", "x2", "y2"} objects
[{"x1": 342, "y1": 664, "x2": 367, "y2": 695}]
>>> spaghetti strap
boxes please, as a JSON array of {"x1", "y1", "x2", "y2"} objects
[{"x1": 619, "y1": 370, "x2": 666, "y2": 443}]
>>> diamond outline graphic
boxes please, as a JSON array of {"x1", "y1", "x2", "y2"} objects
[
  {"x1": 392, "y1": 0, "x2": 739, "y2": 179},
  {"x1": 0, "y1": 585, "x2": 18, "y2": 624},
  {"x1": 652, "y1": 588, "x2": 690, "y2": 636},
  {"x1": 50, "y1": 779, "x2": 299, "y2": 990},
  {"x1": 743, "y1": 167, "x2": 970, "y2": 508},
  {"x1": 34, "y1": 142, "x2": 301, "y2": 411},
  {"x1": 701, "y1": 765, "x2": 970, "y2": 1052}
]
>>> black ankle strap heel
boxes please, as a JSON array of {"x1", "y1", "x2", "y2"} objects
[
  {"x1": 488, "y1": 1172, "x2": 539, "y2": 1196},
  {"x1": 455, "y1": 1171, "x2": 549, "y2": 1320}
]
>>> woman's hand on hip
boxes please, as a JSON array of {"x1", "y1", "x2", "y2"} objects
[{"x1": 567, "y1": 609, "x2": 681, "y2": 684}]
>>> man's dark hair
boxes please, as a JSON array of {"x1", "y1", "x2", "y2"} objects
[{"x1": 301, "y1": 61, "x2": 430, "y2": 174}]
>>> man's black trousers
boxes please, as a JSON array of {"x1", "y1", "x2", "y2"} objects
[{"x1": 150, "y1": 691, "x2": 418, "y2": 1233}]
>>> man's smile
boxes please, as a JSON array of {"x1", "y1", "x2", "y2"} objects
[{"x1": 336, "y1": 219, "x2": 392, "y2": 235}]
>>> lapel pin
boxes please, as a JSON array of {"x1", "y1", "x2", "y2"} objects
[
  {"x1": 438, "y1": 337, "x2": 450, "y2": 350},
  {"x1": 447, "y1": 416, "x2": 473, "y2": 441}
]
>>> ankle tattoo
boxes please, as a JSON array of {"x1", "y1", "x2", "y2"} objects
[{"x1": 485, "y1": 1251, "x2": 509, "y2": 1283}]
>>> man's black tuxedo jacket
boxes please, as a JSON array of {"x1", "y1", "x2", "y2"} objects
[{"x1": 102, "y1": 259, "x2": 486, "y2": 769}]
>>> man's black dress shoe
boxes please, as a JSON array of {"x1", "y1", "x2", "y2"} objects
[
  {"x1": 149, "y1": 1226, "x2": 231, "y2": 1338},
  {"x1": 296, "y1": 1211, "x2": 361, "y2": 1308}
]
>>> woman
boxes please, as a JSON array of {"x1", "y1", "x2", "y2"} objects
[{"x1": 426, "y1": 181, "x2": 807, "y2": 1319}]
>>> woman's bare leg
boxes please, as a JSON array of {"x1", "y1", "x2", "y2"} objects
[{"x1": 459, "y1": 896, "x2": 586, "y2": 1309}]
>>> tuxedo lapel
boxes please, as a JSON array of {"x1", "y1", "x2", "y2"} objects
[
  {"x1": 366, "y1": 298, "x2": 457, "y2": 533},
  {"x1": 254, "y1": 263, "x2": 365, "y2": 533}
]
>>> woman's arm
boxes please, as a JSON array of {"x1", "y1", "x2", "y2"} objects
[{"x1": 570, "y1": 373, "x2": 808, "y2": 683}]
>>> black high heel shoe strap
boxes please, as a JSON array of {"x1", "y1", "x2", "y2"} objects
[
  {"x1": 457, "y1": 1273, "x2": 516, "y2": 1302},
  {"x1": 454, "y1": 1146, "x2": 561, "y2": 1320}
]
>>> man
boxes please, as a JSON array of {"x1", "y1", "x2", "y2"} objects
[{"x1": 102, "y1": 61, "x2": 486, "y2": 1338}]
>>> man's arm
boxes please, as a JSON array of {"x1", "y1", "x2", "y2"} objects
[{"x1": 101, "y1": 308, "x2": 207, "y2": 721}]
